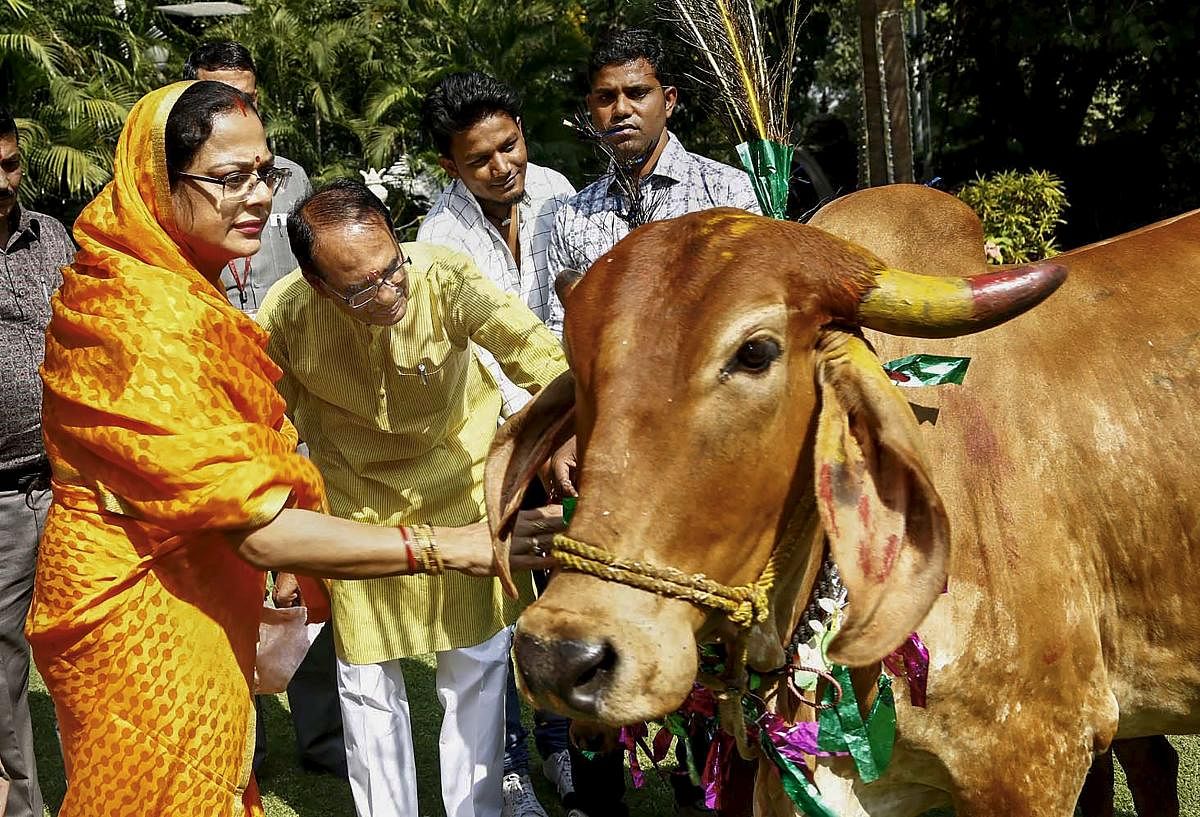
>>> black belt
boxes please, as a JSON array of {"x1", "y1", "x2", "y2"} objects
[{"x1": 0, "y1": 458, "x2": 50, "y2": 493}]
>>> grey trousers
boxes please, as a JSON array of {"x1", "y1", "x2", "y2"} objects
[{"x1": 0, "y1": 488, "x2": 46, "y2": 817}]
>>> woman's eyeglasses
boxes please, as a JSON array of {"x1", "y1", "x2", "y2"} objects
[
  {"x1": 322, "y1": 250, "x2": 411, "y2": 309},
  {"x1": 177, "y1": 167, "x2": 291, "y2": 202}
]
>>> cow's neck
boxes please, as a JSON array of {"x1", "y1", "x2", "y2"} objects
[
  {"x1": 716, "y1": 489, "x2": 886, "y2": 760},
  {"x1": 744, "y1": 491, "x2": 826, "y2": 673}
]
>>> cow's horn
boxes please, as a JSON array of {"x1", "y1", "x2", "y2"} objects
[
  {"x1": 555, "y1": 268, "x2": 585, "y2": 306},
  {"x1": 855, "y1": 262, "x2": 1067, "y2": 337}
]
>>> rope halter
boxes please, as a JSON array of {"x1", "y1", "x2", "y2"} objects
[{"x1": 551, "y1": 533, "x2": 779, "y2": 628}]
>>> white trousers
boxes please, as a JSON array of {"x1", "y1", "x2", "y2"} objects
[{"x1": 337, "y1": 627, "x2": 509, "y2": 817}]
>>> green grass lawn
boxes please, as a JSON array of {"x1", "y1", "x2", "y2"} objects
[{"x1": 27, "y1": 663, "x2": 1200, "y2": 816}]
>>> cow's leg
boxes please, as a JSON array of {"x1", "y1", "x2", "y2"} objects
[
  {"x1": 1076, "y1": 750, "x2": 1115, "y2": 817},
  {"x1": 1113, "y1": 736, "x2": 1179, "y2": 817}
]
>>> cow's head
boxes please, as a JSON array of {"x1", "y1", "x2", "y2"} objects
[{"x1": 488, "y1": 208, "x2": 1064, "y2": 724}]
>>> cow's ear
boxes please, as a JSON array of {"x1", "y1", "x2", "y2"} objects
[
  {"x1": 812, "y1": 332, "x2": 949, "y2": 666},
  {"x1": 485, "y1": 370, "x2": 577, "y2": 596}
]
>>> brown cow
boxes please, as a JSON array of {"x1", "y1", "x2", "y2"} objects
[
  {"x1": 812, "y1": 185, "x2": 1186, "y2": 817},
  {"x1": 487, "y1": 189, "x2": 1200, "y2": 816}
]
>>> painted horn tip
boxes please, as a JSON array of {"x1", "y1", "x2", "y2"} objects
[{"x1": 971, "y1": 260, "x2": 1068, "y2": 316}]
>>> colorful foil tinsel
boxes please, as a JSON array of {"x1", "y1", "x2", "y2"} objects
[{"x1": 883, "y1": 353, "x2": 971, "y2": 387}]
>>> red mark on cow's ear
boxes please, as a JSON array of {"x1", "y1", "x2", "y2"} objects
[
  {"x1": 818, "y1": 463, "x2": 839, "y2": 538},
  {"x1": 879, "y1": 533, "x2": 900, "y2": 582}
]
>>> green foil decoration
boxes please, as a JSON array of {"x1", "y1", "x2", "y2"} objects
[
  {"x1": 817, "y1": 666, "x2": 897, "y2": 783},
  {"x1": 759, "y1": 730, "x2": 840, "y2": 817},
  {"x1": 883, "y1": 354, "x2": 971, "y2": 388},
  {"x1": 737, "y1": 139, "x2": 794, "y2": 220},
  {"x1": 562, "y1": 496, "x2": 577, "y2": 524}
]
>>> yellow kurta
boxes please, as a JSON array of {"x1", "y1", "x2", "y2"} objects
[{"x1": 257, "y1": 245, "x2": 567, "y2": 662}]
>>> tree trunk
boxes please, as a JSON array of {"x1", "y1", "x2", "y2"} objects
[{"x1": 858, "y1": 0, "x2": 915, "y2": 185}]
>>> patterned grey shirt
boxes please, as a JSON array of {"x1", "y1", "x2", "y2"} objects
[
  {"x1": 418, "y1": 162, "x2": 574, "y2": 415},
  {"x1": 0, "y1": 206, "x2": 73, "y2": 472},
  {"x1": 546, "y1": 131, "x2": 760, "y2": 334},
  {"x1": 219, "y1": 154, "x2": 312, "y2": 315}
]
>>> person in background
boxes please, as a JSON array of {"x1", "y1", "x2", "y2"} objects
[
  {"x1": 545, "y1": 29, "x2": 761, "y2": 817},
  {"x1": 184, "y1": 40, "x2": 340, "y2": 779},
  {"x1": 0, "y1": 105, "x2": 72, "y2": 817},
  {"x1": 185, "y1": 41, "x2": 312, "y2": 316},
  {"x1": 258, "y1": 178, "x2": 568, "y2": 817},
  {"x1": 546, "y1": 28, "x2": 760, "y2": 336},
  {"x1": 418, "y1": 72, "x2": 581, "y2": 817}
]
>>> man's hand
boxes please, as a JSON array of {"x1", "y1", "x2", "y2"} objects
[
  {"x1": 543, "y1": 436, "x2": 578, "y2": 501},
  {"x1": 272, "y1": 572, "x2": 302, "y2": 608}
]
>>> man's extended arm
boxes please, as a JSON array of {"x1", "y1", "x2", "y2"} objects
[{"x1": 439, "y1": 251, "x2": 567, "y2": 394}]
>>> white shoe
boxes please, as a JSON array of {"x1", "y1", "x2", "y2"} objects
[
  {"x1": 502, "y1": 771, "x2": 549, "y2": 817},
  {"x1": 541, "y1": 749, "x2": 576, "y2": 799}
]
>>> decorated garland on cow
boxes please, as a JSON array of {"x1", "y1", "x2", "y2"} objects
[{"x1": 556, "y1": 476, "x2": 934, "y2": 815}]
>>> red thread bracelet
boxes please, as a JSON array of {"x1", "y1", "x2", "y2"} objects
[{"x1": 399, "y1": 525, "x2": 420, "y2": 573}]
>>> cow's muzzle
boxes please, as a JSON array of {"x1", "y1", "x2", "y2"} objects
[
  {"x1": 512, "y1": 574, "x2": 704, "y2": 723},
  {"x1": 512, "y1": 630, "x2": 617, "y2": 712}
]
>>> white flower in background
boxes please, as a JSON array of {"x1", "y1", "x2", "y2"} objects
[{"x1": 360, "y1": 169, "x2": 389, "y2": 203}]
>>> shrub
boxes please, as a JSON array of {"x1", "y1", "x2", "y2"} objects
[{"x1": 957, "y1": 170, "x2": 1068, "y2": 264}]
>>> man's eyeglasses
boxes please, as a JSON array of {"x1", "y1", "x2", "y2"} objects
[
  {"x1": 321, "y1": 249, "x2": 411, "y2": 309},
  {"x1": 177, "y1": 167, "x2": 291, "y2": 202}
]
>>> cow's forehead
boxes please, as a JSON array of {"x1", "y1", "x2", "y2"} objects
[{"x1": 569, "y1": 210, "x2": 874, "y2": 335}]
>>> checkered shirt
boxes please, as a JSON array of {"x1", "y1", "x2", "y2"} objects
[
  {"x1": 546, "y1": 131, "x2": 760, "y2": 334},
  {"x1": 418, "y1": 161, "x2": 574, "y2": 415}
]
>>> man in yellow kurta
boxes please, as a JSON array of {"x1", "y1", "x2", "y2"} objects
[{"x1": 256, "y1": 179, "x2": 567, "y2": 817}]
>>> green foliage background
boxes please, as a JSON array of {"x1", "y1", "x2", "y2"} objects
[
  {"x1": 958, "y1": 170, "x2": 1067, "y2": 264},
  {"x1": 2, "y1": 0, "x2": 1198, "y2": 246}
]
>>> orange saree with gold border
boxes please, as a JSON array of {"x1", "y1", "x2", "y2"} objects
[{"x1": 29, "y1": 83, "x2": 327, "y2": 817}]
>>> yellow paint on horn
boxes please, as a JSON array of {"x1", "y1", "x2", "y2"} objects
[
  {"x1": 857, "y1": 268, "x2": 975, "y2": 337},
  {"x1": 715, "y1": 0, "x2": 768, "y2": 139}
]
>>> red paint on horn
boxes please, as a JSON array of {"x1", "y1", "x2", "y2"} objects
[{"x1": 968, "y1": 262, "x2": 1068, "y2": 322}]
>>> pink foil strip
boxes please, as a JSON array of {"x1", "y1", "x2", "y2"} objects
[
  {"x1": 701, "y1": 731, "x2": 734, "y2": 810},
  {"x1": 882, "y1": 632, "x2": 930, "y2": 708},
  {"x1": 760, "y1": 712, "x2": 849, "y2": 761}
]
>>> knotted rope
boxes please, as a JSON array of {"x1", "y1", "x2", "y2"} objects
[{"x1": 551, "y1": 534, "x2": 778, "y2": 628}]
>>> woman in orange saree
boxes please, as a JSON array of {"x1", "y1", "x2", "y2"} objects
[{"x1": 29, "y1": 81, "x2": 556, "y2": 817}]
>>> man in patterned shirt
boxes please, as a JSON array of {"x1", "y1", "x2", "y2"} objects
[
  {"x1": 547, "y1": 28, "x2": 760, "y2": 336},
  {"x1": 418, "y1": 72, "x2": 580, "y2": 817},
  {"x1": 0, "y1": 106, "x2": 73, "y2": 817}
]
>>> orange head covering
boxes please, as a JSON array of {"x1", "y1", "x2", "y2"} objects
[{"x1": 41, "y1": 81, "x2": 327, "y2": 538}]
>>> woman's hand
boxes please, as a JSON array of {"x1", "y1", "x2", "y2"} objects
[{"x1": 437, "y1": 510, "x2": 562, "y2": 577}]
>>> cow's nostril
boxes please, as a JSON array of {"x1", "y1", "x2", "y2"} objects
[
  {"x1": 513, "y1": 631, "x2": 618, "y2": 715},
  {"x1": 572, "y1": 640, "x2": 617, "y2": 689}
]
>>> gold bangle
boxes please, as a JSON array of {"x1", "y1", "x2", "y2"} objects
[{"x1": 411, "y1": 523, "x2": 444, "y2": 576}]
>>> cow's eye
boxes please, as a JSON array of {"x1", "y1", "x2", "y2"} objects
[{"x1": 734, "y1": 338, "x2": 781, "y2": 372}]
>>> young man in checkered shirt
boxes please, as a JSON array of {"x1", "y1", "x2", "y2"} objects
[
  {"x1": 418, "y1": 72, "x2": 575, "y2": 418},
  {"x1": 418, "y1": 72, "x2": 582, "y2": 817}
]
